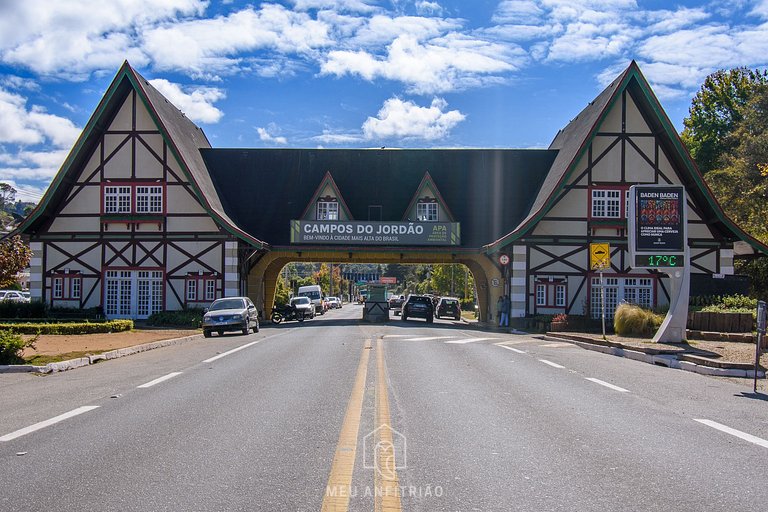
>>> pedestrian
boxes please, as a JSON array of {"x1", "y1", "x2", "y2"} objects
[
  {"x1": 497, "y1": 295, "x2": 504, "y2": 326},
  {"x1": 501, "y1": 294, "x2": 510, "y2": 327}
]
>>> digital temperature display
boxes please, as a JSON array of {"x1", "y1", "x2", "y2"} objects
[{"x1": 634, "y1": 254, "x2": 684, "y2": 268}]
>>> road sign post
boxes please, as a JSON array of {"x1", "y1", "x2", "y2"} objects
[
  {"x1": 755, "y1": 301, "x2": 766, "y2": 392},
  {"x1": 590, "y1": 243, "x2": 610, "y2": 340}
]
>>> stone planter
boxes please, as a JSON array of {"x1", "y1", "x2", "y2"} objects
[{"x1": 550, "y1": 321, "x2": 567, "y2": 332}]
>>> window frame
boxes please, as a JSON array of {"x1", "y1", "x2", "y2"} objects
[
  {"x1": 416, "y1": 201, "x2": 438, "y2": 222},
  {"x1": 51, "y1": 272, "x2": 83, "y2": 301},
  {"x1": 101, "y1": 182, "x2": 166, "y2": 216},
  {"x1": 587, "y1": 185, "x2": 629, "y2": 222},
  {"x1": 316, "y1": 200, "x2": 339, "y2": 220}
]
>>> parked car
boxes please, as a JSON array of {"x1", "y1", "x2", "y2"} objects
[
  {"x1": 326, "y1": 296, "x2": 341, "y2": 309},
  {"x1": 297, "y1": 284, "x2": 325, "y2": 315},
  {"x1": 202, "y1": 297, "x2": 259, "y2": 338},
  {"x1": 388, "y1": 295, "x2": 405, "y2": 315},
  {"x1": 0, "y1": 290, "x2": 30, "y2": 303},
  {"x1": 401, "y1": 294, "x2": 434, "y2": 323},
  {"x1": 436, "y1": 297, "x2": 461, "y2": 320},
  {"x1": 290, "y1": 296, "x2": 315, "y2": 320}
]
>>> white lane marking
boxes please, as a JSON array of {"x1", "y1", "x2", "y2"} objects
[
  {"x1": 403, "y1": 336, "x2": 455, "y2": 341},
  {"x1": 498, "y1": 345, "x2": 526, "y2": 354},
  {"x1": 445, "y1": 337, "x2": 497, "y2": 344},
  {"x1": 203, "y1": 340, "x2": 261, "y2": 363},
  {"x1": 382, "y1": 335, "x2": 412, "y2": 338},
  {"x1": 694, "y1": 419, "x2": 768, "y2": 450},
  {"x1": 0, "y1": 406, "x2": 100, "y2": 442},
  {"x1": 586, "y1": 378, "x2": 630, "y2": 393},
  {"x1": 137, "y1": 372, "x2": 183, "y2": 389},
  {"x1": 540, "y1": 343, "x2": 573, "y2": 348},
  {"x1": 539, "y1": 359, "x2": 566, "y2": 369}
]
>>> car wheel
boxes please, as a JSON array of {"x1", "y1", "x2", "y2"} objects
[
  {"x1": 402, "y1": 314, "x2": 408, "y2": 321},
  {"x1": 253, "y1": 320, "x2": 259, "y2": 333},
  {"x1": 426, "y1": 314, "x2": 433, "y2": 323},
  {"x1": 242, "y1": 324, "x2": 249, "y2": 335},
  {"x1": 217, "y1": 330, "x2": 224, "y2": 336},
  {"x1": 455, "y1": 314, "x2": 461, "y2": 321},
  {"x1": 203, "y1": 329, "x2": 211, "y2": 338}
]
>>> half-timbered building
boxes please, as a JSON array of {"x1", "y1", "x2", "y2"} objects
[{"x1": 16, "y1": 61, "x2": 767, "y2": 322}]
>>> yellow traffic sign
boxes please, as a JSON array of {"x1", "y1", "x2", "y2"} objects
[{"x1": 590, "y1": 243, "x2": 610, "y2": 270}]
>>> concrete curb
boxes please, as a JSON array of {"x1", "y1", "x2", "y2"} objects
[
  {"x1": 540, "y1": 334, "x2": 766, "y2": 379},
  {"x1": 0, "y1": 333, "x2": 202, "y2": 374}
]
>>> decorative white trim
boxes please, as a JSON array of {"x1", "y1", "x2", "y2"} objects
[
  {"x1": 30, "y1": 242, "x2": 43, "y2": 251},
  {"x1": 30, "y1": 258, "x2": 42, "y2": 267},
  {"x1": 510, "y1": 277, "x2": 526, "y2": 287},
  {"x1": 225, "y1": 256, "x2": 238, "y2": 267},
  {"x1": 512, "y1": 261, "x2": 526, "y2": 271},
  {"x1": 510, "y1": 293, "x2": 526, "y2": 303},
  {"x1": 512, "y1": 245, "x2": 526, "y2": 255},
  {"x1": 721, "y1": 266, "x2": 734, "y2": 275}
]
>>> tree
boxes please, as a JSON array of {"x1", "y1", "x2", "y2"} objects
[
  {"x1": 0, "y1": 235, "x2": 32, "y2": 288},
  {"x1": 0, "y1": 183, "x2": 16, "y2": 211},
  {"x1": 681, "y1": 68, "x2": 767, "y2": 174},
  {"x1": 705, "y1": 83, "x2": 768, "y2": 242}
]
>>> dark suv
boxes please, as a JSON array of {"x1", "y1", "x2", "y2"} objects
[
  {"x1": 402, "y1": 294, "x2": 434, "y2": 323},
  {"x1": 436, "y1": 297, "x2": 461, "y2": 320}
]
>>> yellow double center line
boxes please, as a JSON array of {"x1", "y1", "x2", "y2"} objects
[{"x1": 321, "y1": 338, "x2": 402, "y2": 512}]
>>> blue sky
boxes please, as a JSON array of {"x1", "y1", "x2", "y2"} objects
[{"x1": 1, "y1": 0, "x2": 768, "y2": 202}]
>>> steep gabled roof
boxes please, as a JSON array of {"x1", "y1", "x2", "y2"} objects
[
  {"x1": 16, "y1": 62, "x2": 264, "y2": 248},
  {"x1": 401, "y1": 171, "x2": 456, "y2": 222},
  {"x1": 299, "y1": 171, "x2": 354, "y2": 220},
  {"x1": 485, "y1": 60, "x2": 768, "y2": 256}
]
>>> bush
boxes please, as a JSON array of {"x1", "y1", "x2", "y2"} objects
[
  {"x1": 0, "y1": 330, "x2": 36, "y2": 364},
  {"x1": 459, "y1": 298, "x2": 475, "y2": 312},
  {"x1": 147, "y1": 309, "x2": 205, "y2": 328},
  {"x1": 613, "y1": 303, "x2": 664, "y2": 337},
  {"x1": 0, "y1": 320, "x2": 133, "y2": 335}
]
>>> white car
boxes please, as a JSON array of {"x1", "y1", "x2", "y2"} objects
[
  {"x1": 0, "y1": 290, "x2": 30, "y2": 303},
  {"x1": 326, "y1": 296, "x2": 341, "y2": 309},
  {"x1": 202, "y1": 297, "x2": 259, "y2": 338}
]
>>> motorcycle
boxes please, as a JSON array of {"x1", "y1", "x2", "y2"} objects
[{"x1": 271, "y1": 304, "x2": 305, "y2": 323}]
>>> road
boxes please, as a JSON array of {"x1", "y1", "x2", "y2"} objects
[{"x1": 2, "y1": 304, "x2": 768, "y2": 511}]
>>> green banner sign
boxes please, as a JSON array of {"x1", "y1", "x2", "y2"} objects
[{"x1": 291, "y1": 220, "x2": 461, "y2": 246}]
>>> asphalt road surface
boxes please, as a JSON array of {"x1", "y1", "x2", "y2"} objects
[{"x1": 2, "y1": 304, "x2": 768, "y2": 511}]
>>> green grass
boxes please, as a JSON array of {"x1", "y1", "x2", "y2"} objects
[{"x1": 24, "y1": 351, "x2": 104, "y2": 366}]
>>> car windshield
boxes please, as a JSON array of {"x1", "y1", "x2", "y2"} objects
[
  {"x1": 443, "y1": 299, "x2": 458, "y2": 305},
  {"x1": 410, "y1": 296, "x2": 431, "y2": 304},
  {"x1": 209, "y1": 298, "x2": 245, "y2": 311},
  {"x1": 292, "y1": 297, "x2": 311, "y2": 305},
  {"x1": 299, "y1": 291, "x2": 320, "y2": 300}
]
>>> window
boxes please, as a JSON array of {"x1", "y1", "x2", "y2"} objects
[
  {"x1": 53, "y1": 277, "x2": 63, "y2": 299},
  {"x1": 590, "y1": 276, "x2": 654, "y2": 319},
  {"x1": 417, "y1": 202, "x2": 438, "y2": 221},
  {"x1": 591, "y1": 189, "x2": 621, "y2": 218},
  {"x1": 105, "y1": 269, "x2": 163, "y2": 319},
  {"x1": 186, "y1": 279, "x2": 198, "y2": 302},
  {"x1": 136, "y1": 186, "x2": 163, "y2": 213},
  {"x1": 205, "y1": 280, "x2": 216, "y2": 301},
  {"x1": 535, "y1": 279, "x2": 568, "y2": 308},
  {"x1": 72, "y1": 277, "x2": 81, "y2": 299},
  {"x1": 555, "y1": 284, "x2": 566, "y2": 307},
  {"x1": 317, "y1": 201, "x2": 338, "y2": 220},
  {"x1": 104, "y1": 186, "x2": 131, "y2": 214}
]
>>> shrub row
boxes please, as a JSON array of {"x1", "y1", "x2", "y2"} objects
[
  {"x1": 0, "y1": 302, "x2": 104, "y2": 320},
  {"x1": 147, "y1": 309, "x2": 205, "y2": 328},
  {"x1": 0, "y1": 318, "x2": 109, "y2": 324},
  {"x1": 0, "y1": 320, "x2": 133, "y2": 335}
]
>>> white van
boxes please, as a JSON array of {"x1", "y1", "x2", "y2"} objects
[{"x1": 297, "y1": 284, "x2": 325, "y2": 315}]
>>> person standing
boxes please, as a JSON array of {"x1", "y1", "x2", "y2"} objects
[
  {"x1": 501, "y1": 294, "x2": 510, "y2": 327},
  {"x1": 497, "y1": 295, "x2": 504, "y2": 326}
]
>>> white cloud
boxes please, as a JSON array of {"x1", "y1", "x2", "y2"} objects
[
  {"x1": 362, "y1": 97, "x2": 465, "y2": 140},
  {"x1": 0, "y1": 0, "x2": 206, "y2": 79},
  {"x1": 322, "y1": 33, "x2": 522, "y2": 94},
  {"x1": 311, "y1": 130, "x2": 364, "y2": 144},
  {"x1": 291, "y1": 0, "x2": 379, "y2": 13},
  {"x1": 415, "y1": 1, "x2": 443, "y2": 16},
  {"x1": 256, "y1": 125, "x2": 288, "y2": 145},
  {"x1": 143, "y1": 4, "x2": 332, "y2": 78},
  {"x1": 0, "y1": 88, "x2": 80, "y2": 147},
  {"x1": 148, "y1": 79, "x2": 226, "y2": 124}
]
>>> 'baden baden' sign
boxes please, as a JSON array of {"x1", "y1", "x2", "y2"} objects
[
  {"x1": 290, "y1": 220, "x2": 461, "y2": 246},
  {"x1": 628, "y1": 185, "x2": 687, "y2": 269}
]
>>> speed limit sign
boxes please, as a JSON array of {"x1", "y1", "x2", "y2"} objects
[{"x1": 499, "y1": 254, "x2": 510, "y2": 265}]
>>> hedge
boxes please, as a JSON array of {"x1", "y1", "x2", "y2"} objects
[
  {"x1": 0, "y1": 330, "x2": 35, "y2": 364},
  {"x1": 147, "y1": 309, "x2": 205, "y2": 328},
  {"x1": 0, "y1": 319, "x2": 133, "y2": 335}
]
